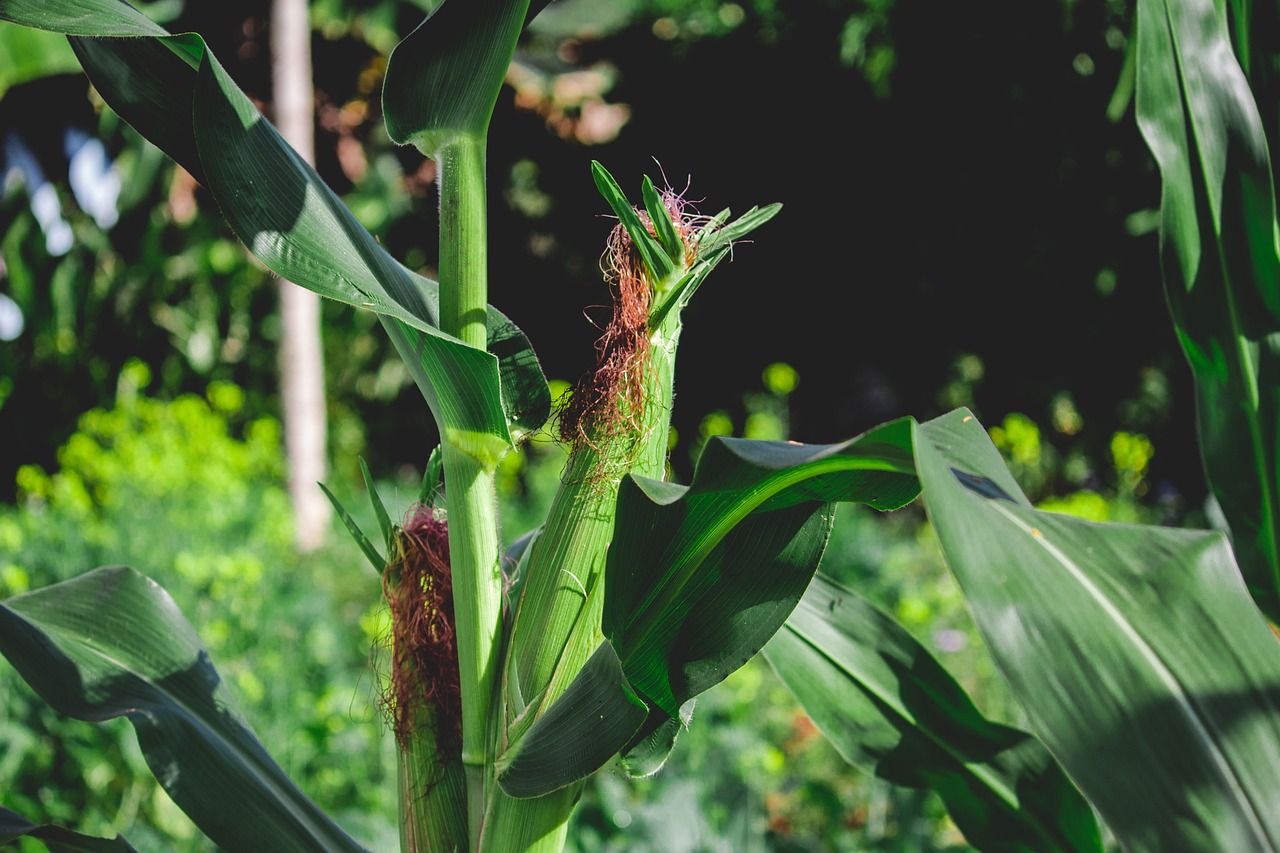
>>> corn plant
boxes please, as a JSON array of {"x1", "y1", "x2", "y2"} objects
[{"x1": 3, "y1": 0, "x2": 1280, "y2": 851}]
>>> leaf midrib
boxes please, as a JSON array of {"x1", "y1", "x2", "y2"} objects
[{"x1": 987, "y1": 499, "x2": 1272, "y2": 849}]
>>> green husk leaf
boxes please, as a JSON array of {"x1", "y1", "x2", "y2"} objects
[
  {"x1": 591, "y1": 161, "x2": 674, "y2": 283},
  {"x1": 318, "y1": 482, "x2": 385, "y2": 575},
  {"x1": 642, "y1": 175, "x2": 684, "y2": 263},
  {"x1": 359, "y1": 456, "x2": 393, "y2": 547}
]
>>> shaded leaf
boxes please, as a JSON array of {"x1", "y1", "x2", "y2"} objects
[
  {"x1": 764, "y1": 573, "x2": 1101, "y2": 853},
  {"x1": 916, "y1": 408, "x2": 1280, "y2": 853},
  {"x1": 0, "y1": 805, "x2": 137, "y2": 852},
  {"x1": 618, "y1": 698, "x2": 695, "y2": 780},
  {"x1": 1135, "y1": 0, "x2": 1280, "y2": 620},
  {"x1": 0, "y1": 567, "x2": 367, "y2": 852}
]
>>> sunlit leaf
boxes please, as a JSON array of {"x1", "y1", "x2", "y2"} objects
[
  {"x1": 916, "y1": 408, "x2": 1280, "y2": 852},
  {"x1": 383, "y1": 0, "x2": 531, "y2": 152},
  {"x1": 1135, "y1": 0, "x2": 1280, "y2": 621}
]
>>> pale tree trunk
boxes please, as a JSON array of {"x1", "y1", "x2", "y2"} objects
[{"x1": 272, "y1": 0, "x2": 330, "y2": 552}]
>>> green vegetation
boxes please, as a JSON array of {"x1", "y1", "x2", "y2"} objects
[{"x1": 3, "y1": 1, "x2": 1280, "y2": 852}]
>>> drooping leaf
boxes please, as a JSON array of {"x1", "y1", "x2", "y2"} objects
[
  {"x1": 916, "y1": 408, "x2": 1280, "y2": 853},
  {"x1": 497, "y1": 641, "x2": 648, "y2": 798},
  {"x1": 1135, "y1": 0, "x2": 1280, "y2": 621},
  {"x1": 0, "y1": 567, "x2": 367, "y2": 852},
  {"x1": 0, "y1": 2, "x2": 550, "y2": 449},
  {"x1": 764, "y1": 573, "x2": 1101, "y2": 853},
  {"x1": 0, "y1": 805, "x2": 138, "y2": 852},
  {"x1": 383, "y1": 0, "x2": 531, "y2": 152},
  {"x1": 618, "y1": 698, "x2": 695, "y2": 780},
  {"x1": 606, "y1": 418, "x2": 920, "y2": 717}
]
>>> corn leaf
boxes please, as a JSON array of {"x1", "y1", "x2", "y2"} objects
[
  {"x1": 591, "y1": 161, "x2": 674, "y2": 284},
  {"x1": 497, "y1": 641, "x2": 648, "y2": 798},
  {"x1": 606, "y1": 418, "x2": 920, "y2": 718},
  {"x1": 916, "y1": 408, "x2": 1280, "y2": 853},
  {"x1": 497, "y1": 420, "x2": 919, "y2": 797},
  {"x1": 382, "y1": 0, "x2": 531, "y2": 152},
  {"x1": 0, "y1": 0, "x2": 550, "y2": 449},
  {"x1": 1134, "y1": 0, "x2": 1280, "y2": 620},
  {"x1": 764, "y1": 573, "x2": 1101, "y2": 853},
  {"x1": 0, "y1": 806, "x2": 137, "y2": 852},
  {"x1": 0, "y1": 567, "x2": 367, "y2": 852},
  {"x1": 318, "y1": 482, "x2": 385, "y2": 575}
]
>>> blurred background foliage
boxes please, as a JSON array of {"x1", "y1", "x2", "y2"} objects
[{"x1": 0, "y1": 0, "x2": 1201, "y2": 849}]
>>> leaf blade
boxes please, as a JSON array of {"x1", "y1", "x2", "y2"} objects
[
  {"x1": 0, "y1": 567, "x2": 367, "y2": 852},
  {"x1": 764, "y1": 572, "x2": 1101, "y2": 853},
  {"x1": 916, "y1": 408, "x2": 1280, "y2": 853},
  {"x1": 1135, "y1": 0, "x2": 1280, "y2": 620}
]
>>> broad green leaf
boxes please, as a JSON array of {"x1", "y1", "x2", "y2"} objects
[
  {"x1": 0, "y1": 567, "x2": 367, "y2": 852},
  {"x1": 0, "y1": 806, "x2": 137, "y2": 852},
  {"x1": 497, "y1": 641, "x2": 648, "y2": 798},
  {"x1": 0, "y1": 2, "x2": 550, "y2": 449},
  {"x1": 383, "y1": 0, "x2": 531, "y2": 151},
  {"x1": 764, "y1": 573, "x2": 1101, "y2": 853},
  {"x1": 916, "y1": 408, "x2": 1280, "y2": 853},
  {"x1": 0, "y1": 0, "x2": 166, "y2": 37},
  {"x1": 1135, "y1": 0, "x2": 1280, "y2": 620},
  {"x1": 499, "y1": 421, "x2": 919, "y2": 796},
  {"x1": 606, "y1": 418, "x2": 920, "y2": 717}
]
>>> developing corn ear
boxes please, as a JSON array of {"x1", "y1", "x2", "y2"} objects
[
  {"x1": 381, "y1": 504, "x2": 469, "y2": 852},
  {"x1": 477, "y1": 165, "x2": 779, "y2": 849}
]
